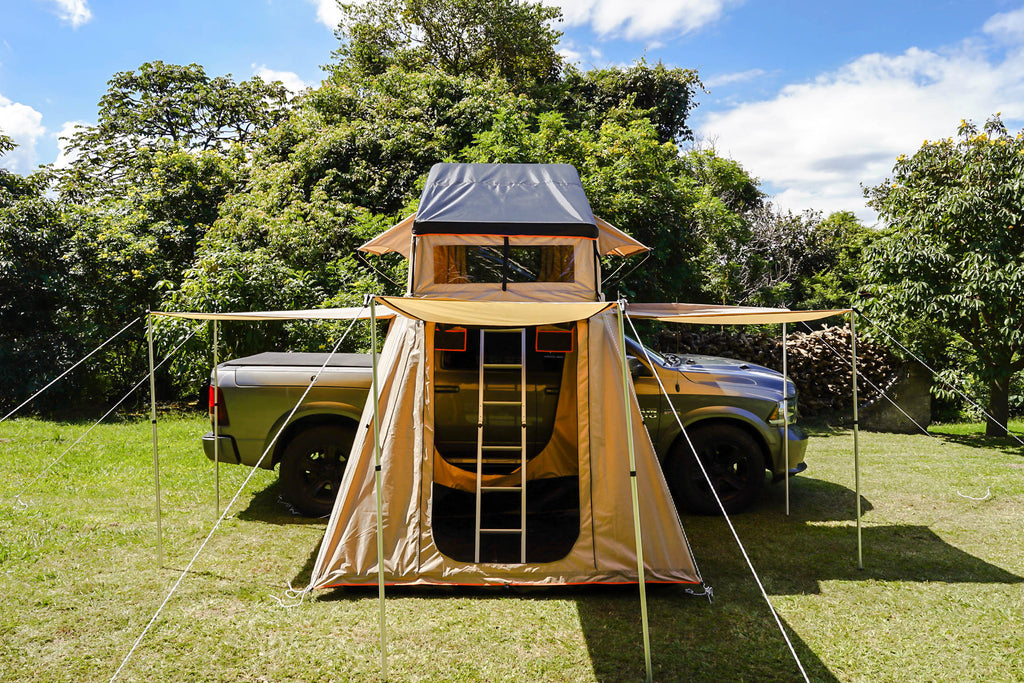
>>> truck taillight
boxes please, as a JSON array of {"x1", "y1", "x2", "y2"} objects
[{"x1": 209, "y1": 385, "x2": 228, "y2": 425}]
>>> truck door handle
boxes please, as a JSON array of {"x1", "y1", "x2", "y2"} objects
[{"x1": 436, "y1": 385, "x2": 460, "y2": 393}]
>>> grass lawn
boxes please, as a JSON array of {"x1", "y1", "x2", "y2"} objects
[{"x1": 1, "y1": 414, "x2": 1022, "y2": 682}]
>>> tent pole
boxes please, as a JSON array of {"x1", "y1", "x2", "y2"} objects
[
  {"x1": 147, "y1": 311, "x2": 163, "y2": 567},
  {"x1": 369, "y1": 296, "x2": 388, "y2": 680},
  {"x1": 851, "y1": 311, "x2": 863, "y2": 570},
  {"x1": 616, "y1": 302, "x2": 653, "y2": 683},
  {"x1": 213, "y1": 319, "x2": 220, "y2": 516},
  {"x1": 783, "y1": 322, "x2": 790, "y2": 516}
]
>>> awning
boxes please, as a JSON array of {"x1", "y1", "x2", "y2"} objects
[
  {"x1": 359, "y1": 214, "x2": 648, "y2": 257},
  {"x1": 626, "y1": 303, "x2": 850, "y2": 325},
  {"x1": 377, "y1": 296, "x2": 615, "y2": 326},
  {"x1": 150, "y1": 305, "x2": 396, "y2": 322}
]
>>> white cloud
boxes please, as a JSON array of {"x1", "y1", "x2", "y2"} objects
[
  {"x1": 545, "y1": 0, "x2": 741, "y2": 40},
  {"x1": 52, "y1": 120, "x2": 87, "y2": 169},
  {"x1": 698, "y1": 41, "x2": 1024, "y2": 223},
  {"x1": 704, "y1": 68, "x2": 766, "y2": 89},
  {"x1": 41, "y1": 0, "x2": 92, "y2": 28},
  {"x1": 983, "y1": 6, "x2": 1024, "y2": 42},
  {"x1": 0, "y1": 94, "x2": 46, "y2": 174},
  {"x1": 253, "y1": 65, "x2": 310, "y2": 94},
  {"x1": 312, "y1": 0, "x2": 347, "y2": 29},
  {"x1": 559, "y1": 46, "x2": 584, "y2": 64}
]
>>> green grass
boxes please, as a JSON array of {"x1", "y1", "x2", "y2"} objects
[{"x1": 1, "y1": 415, "x2": 1022, "y2": 682}]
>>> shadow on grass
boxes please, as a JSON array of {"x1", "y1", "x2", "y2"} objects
[
  {"x1": 311, "y1": 581, "x2": 837, "y2": 681},
  {"x1": 574, "y1": 585, "x2": 838, "y2": 683},
  {"x1": 683, "y1": 476, "x2": 1023, "y2": 596},
  {"x1": 928, "y1": 430, "x2": 1024, "y2": 456},
  {"x1": 235, "y1": 479, "x2": 328, "y2": 526}
]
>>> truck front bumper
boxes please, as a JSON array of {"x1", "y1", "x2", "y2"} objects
[
  {"x1": 202, "y1": 432, "x2": 240, "y2": 465},
  {"x1": 770, "y1": 424, "x2": 808, "y2": 477}
]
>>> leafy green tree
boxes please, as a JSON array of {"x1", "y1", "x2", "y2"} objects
[
  {"x1": 58, "y1": 61, "x2": 289, "y2": 201},
  {"x1": 864, "y1": 114, "x2": 1024, "y2": 436},
  {"x1": 557, "y1": 62, "x2": 703, "y2": 144},
  {"x1": 0, "y1": 139, "x2": 79, "y2": 412},
  {"x1": 332, "y1": 0, "x2": 563, "y2": 91}
]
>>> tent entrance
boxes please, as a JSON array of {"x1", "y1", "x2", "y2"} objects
[{"x1": 430, "y1": 323, "x2": 581, "y2": 564}]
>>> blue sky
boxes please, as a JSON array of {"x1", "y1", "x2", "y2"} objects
[{"x1": 4, "y1": 0, "x2": 1024, "y2": 222}]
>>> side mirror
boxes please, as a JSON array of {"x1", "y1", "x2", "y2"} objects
[{"x1": 627, "y1": 356, "x2": 653, "y2": 379}]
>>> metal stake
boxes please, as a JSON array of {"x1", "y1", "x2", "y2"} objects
[
  {"x1": 147, "y1": 312, "x2": 163, "y2": 567},
  {"x1": 369, "y1": 296, "x2": 388, "y2": 680},
  {"x1": 783, "y1": 322, "x2": 790, "y2": 516},
  {"x1": 616, "y1": 303, "x2": 653, "y2": 683},
  {"x1": 851, "y1": 312, "x2": 863, "y2": 569}
]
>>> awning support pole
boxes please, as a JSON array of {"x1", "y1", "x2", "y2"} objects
[
  {"x1": 213, "y1": 319, "x2": 220, "y2": 516},
  {"x1": 851, "y1": 311, "x2": 863, "y2": 569},
  {"x1": 369, "y1": 295, "x2": 388, "y2": 680},
  {"x1": 616, "y1": 302, "x2": 653, "y2": 683},
  {"x1": 783, "y1": 322, "x2": 790, "y2": 516},
  {"x1": 147, "y1": 311, "x2": 163, "y2": 567}
]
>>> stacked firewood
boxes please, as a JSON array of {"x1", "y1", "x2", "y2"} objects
[{"x1": 654, "y1": 326, "x2": 899, "y2": 418}]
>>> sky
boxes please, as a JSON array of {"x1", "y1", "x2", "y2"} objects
[{"x1": 4, "y1": 0, "x2": 1024, "y2": 223}]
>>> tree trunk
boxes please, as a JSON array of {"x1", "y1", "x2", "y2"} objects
[{"x1": 986, "y1": 372, "x2": 1010, "y2": 437}]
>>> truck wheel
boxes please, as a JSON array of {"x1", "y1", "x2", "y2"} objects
[
  {"x1": 280, "y1": 424, "x2": 355, "y2": 517},
  {"x1": 665, "y1": 424, "x2": 765, "y2": 515}
]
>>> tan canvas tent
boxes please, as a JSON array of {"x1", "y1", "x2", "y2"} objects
[{"x1": 306, "y1": 163, "x2": 701, "y2": 589}]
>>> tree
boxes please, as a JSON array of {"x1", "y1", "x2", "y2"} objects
[
  {"x1": 558, "y1": 62, "x2": 703, "y2": 144},
  {"x1": 331, "y1": 0, "x2": 564, "y2": 91},
  {"x1": 0, "y1": 139, "x2": 79, "y2": 412},
  {"x1": 864, "y1": 114, "x2": 1024, "y2": 436},
  {"x1": 58, "y1": 61, "x2": 289, "y2": 200}
]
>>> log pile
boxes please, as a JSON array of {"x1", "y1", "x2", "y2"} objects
[{"x1": 653, "y1": 326, "x2": 899, "y2": 418}]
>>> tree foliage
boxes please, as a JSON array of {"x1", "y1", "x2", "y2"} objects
[
  {"x1": 332, "y1": 0, "x2": 563, "y2": 90},
  {"x1": 558, "y1": 62, "x2": 703, "y2": 144},
  {"x1": 864, "y1": 114, "x2": 1024, "y2": 435},
  {"x1": 58, "y1": 61, "x2": 289, "y2": 200}
]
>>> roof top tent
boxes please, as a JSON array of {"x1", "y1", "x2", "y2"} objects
[
  {"x1": 360, "y1": 163, "x2": 649, "y2": 301},
  {"x1": 307, "y1": 163, "x2": 700, "y2": 589}
]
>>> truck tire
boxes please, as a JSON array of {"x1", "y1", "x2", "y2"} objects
[
  {"x1": 665, "y1": 424, "x2": 766, "y2": 515},
  {"x1": 279, "y1": 424, "x2": 355, "y2": 517}
]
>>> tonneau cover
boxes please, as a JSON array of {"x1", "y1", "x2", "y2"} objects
[{"x1": 222, "y1": 352, "x2": 372, "y2": 368}]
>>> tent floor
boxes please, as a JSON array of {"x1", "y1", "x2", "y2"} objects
[{"x1": 432, "y1": 477, "x2": 580, "y2": 564}]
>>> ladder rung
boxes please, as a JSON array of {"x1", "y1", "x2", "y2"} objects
[
  {"x1": 482, "y1": 328, "x2": 524, "y2": 333},
  {"x1": 482, "y1": 486, "x2": 522, "y2": 492},
  {"x1": 483, "y1": 363, "x2": 522, "y2": 369},
  {"x1": 480, "y1": 528, "x2": 522, "y2": 534},
  {"x1": 481, "y1": 445, "x2": 522, "y2": 451},
  {"x1": 478, "y1": 457, "x2": 523, "y2": 464},
  {"x1": 483, "y1": 400, "x2": 522, "y2": 406}
]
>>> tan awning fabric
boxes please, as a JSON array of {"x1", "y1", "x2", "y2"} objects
[
  {"x1": 150, "y1": 305, "x2": 396, "y2": 322},
  {"x1": 359, "y1": 214, "x2": 415, "y2": 256},
  {"x1": 358, "y1": 214, "x2": 648, "y2": 258},
  {"x1": 625, "y1": 303, "x2": 850, "y2": 325},
  {"x1": 594, "y1": 217, "x2": 649, "y2": 256},
  {"x1": 377, "y1": 296, "x2": 614, "y2": 326}
]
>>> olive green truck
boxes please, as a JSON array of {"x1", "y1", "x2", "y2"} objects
[{"x1": 203, "y1": 330, "x2": 807, "y2": 517}]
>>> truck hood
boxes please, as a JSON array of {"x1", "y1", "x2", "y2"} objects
[{"x1": 671, "y1": 354, "x2": 795, "y2": 400}]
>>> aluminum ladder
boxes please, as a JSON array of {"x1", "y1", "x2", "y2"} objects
[{"x1": 474, "y1": 327, "x2": 527, "y2": 563}]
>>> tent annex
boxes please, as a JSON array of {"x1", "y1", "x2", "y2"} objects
[{"x1": 307, "y1": 299, "x2": 701, "y2": 588}]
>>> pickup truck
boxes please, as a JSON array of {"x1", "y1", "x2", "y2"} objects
[{"x1": 203, "y1": 334, "x2": 807, "y2": 517}]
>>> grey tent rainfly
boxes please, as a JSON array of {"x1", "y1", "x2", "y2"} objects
[{"x1": 148, "y1": 163, "x2": 851, "y2": 682}]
